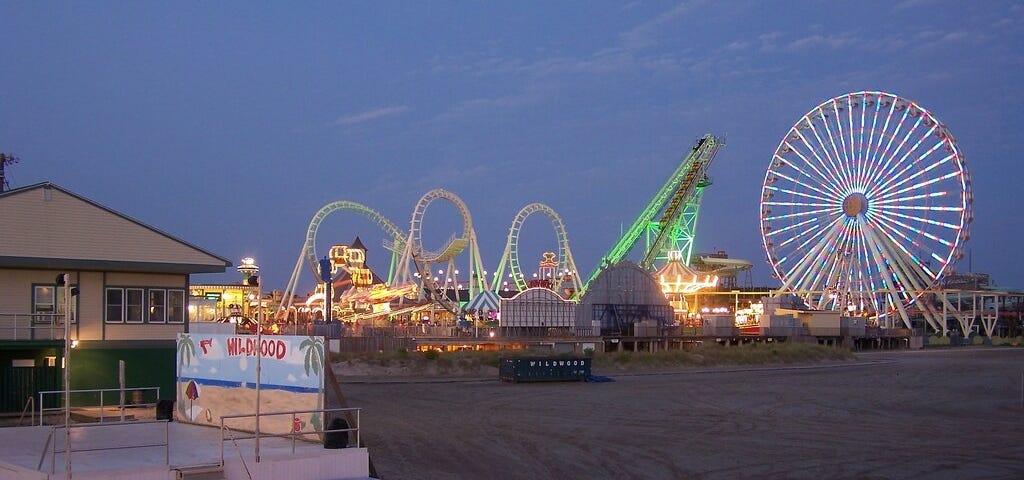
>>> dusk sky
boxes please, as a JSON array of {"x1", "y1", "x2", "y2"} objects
[{"x1": 3, "y1": 1, "x2": 1022, "y2": 294}]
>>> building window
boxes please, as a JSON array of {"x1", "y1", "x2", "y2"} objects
[
  {"x1": 168, "y1": 290, "x2": 185, "y2": 323},
  {"x1": 126, "y1": 288, "x2": 144, "y2": 323},
  {"x1": 106, "y1": 288, "x2": 125, "y2": 323},
  {"x1": 148, "y1": 289, "x2": 167, "y2": 323},
  {"x1": 35, "y1": 284, "x2": 77, "y2": 324},
  {"x1": 33, "y1": 285, "x2": 56, "y2": 323}
]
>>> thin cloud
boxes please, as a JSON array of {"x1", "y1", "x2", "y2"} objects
[
  {"x1": 328, "y1": 106, "x2": 409, "y2": 127},
  {"x1": 618, "y1": 0, "x2": 701, "y2": 51}
]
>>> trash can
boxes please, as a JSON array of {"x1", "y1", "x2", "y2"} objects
[
  {"x1": 155, "y1": 399, "x2": 174, "y2": 421},
  {"x1": 324, "y1": 417, "x2": 349, "y2": 449}
]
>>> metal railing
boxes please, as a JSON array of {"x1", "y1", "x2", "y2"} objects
[
  {"x1": 38, "y1": 386, "x2": 161, "y2": 425},
  {"x1": 0, "y1": 312, "x2": 66, "y2": 340},
  {"x1": 219, "y1": 407, "x2": 361, "y2": 466},
  {"x1": 42, "y1": 419, "x2": 170, "y2": 474}
]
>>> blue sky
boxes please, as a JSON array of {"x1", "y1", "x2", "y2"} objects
[{"x1": 3, "y1": 1, "x2": 1022, "y2": 293}]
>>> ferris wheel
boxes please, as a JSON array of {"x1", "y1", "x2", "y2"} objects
[{"x1": 760, "y1": 90, "x2": 973, "y2": 323}]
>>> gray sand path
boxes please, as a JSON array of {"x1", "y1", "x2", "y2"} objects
[{"x1": 340, "y1": 348, "x2": 1024, "y2": 480}]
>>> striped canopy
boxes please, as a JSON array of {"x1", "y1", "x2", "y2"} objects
[{"x1": 464, "y1": 290, "x2": 501, "y2": 312}]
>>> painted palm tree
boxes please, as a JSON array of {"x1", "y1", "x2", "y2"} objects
[
  {"x1": 177, "y1": 334, "x2": 196, "y2": 368},
  {"x1": 299, "y1": 336, "x2": 326, "y2": 433},
  {"x1": 299, "y1": 336, "x2": 324, "y2": 377}
]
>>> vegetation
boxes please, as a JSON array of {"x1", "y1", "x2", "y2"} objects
[
  {"x1": 329, "y1": 342, "x2": 856, "y2": 376},
  {"x1": 594, "y1": 341, "x2": 854, "y2": 371},
  {"x1": 991, "y1": 336, "x2": 1024, "y2": 346}
]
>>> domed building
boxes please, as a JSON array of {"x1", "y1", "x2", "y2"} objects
[{"x1": 576, "y1": 261, "x2": 673, "y2": 335}]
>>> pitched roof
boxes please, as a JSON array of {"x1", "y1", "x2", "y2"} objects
[{"x1": 0, "y1": 182, "x2": 232, "y2": 273}]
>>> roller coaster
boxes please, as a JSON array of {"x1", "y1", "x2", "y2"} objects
[
  {"x1": 580, "y1": 134, "x2": 725, "y2": 296},
  {"x1": 276, "y1": 134, "x2": 731, "y2": 322}
]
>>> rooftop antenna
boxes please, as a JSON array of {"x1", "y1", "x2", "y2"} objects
[{"x1": 0, "y1": 152, "x2": 20, "y2": 192}]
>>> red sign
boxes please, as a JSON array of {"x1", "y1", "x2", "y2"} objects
[{"x1": 225, "y1": 336, "x2": 287, "y2": 360}]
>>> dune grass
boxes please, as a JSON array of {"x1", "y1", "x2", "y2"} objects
[
  {"x1": 595, "y1": 342, "x2": 854, "y2": 371},
  {"x1": 330, "y1": 342, "x2": 855, "y2": 375}
]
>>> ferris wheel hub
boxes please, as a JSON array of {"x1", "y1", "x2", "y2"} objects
[{"x1": 842, "y1": 193, "x2": 868, "y2": 217}]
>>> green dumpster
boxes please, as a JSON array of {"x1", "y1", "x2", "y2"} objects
[{"x1": 499, "y1": 357, "x2": 591, "y2": 383}]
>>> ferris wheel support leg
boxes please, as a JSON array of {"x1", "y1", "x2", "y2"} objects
[
  {"x1": 860, "y1": 226, "x2": 913, "y2": 329},
  {"x1": 780, "y1": 219, "x2": 844, "y2": 303},
  {"x1": 874, "y1": 227, "x2": 950, "y2": 332}
]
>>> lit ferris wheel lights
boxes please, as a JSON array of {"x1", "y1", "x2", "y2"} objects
[{"x1": 760, "y1": 91, "x2": 972, "y2": 321}]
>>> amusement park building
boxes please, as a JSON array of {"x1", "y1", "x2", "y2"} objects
[
  {"x1": 499, "y1": 287, "x2": 576, "y2": 328},
  {"x1": 0, "y1": 182, "x2": 232, "y2": 413},
  {"x1": 577, "y1": 261, "x2": 674, "y2": 335}
]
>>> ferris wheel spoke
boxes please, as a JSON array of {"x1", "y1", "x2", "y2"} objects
[
  {"x1": 766, "y1": 171, "x2": 841, "y2": 203},
  {"x1": 815, "y1": 221, "x2": 858, "y2": 307},
  {"x1": 871, "y1": 223, "x2": 937, "y2": 296},
  {"x1": 852, "y1": 222, "x2": 883, "y2": 299},
  {"x1": 868, "y1": 210, "x2": 946, "y2": 278},
  {"x1": 859, "y1": 225, "x2": 916, "y2": 326},
  {"x1": 765, "y1": 215, "x2": 827, "y2": 246},
  {"x1": 774, "y1": 151, "x2": 844, "y2": 200},
  {"x1": 876, "y1": 154, "x2": 956, "y2": 200},
  {"x1": 786, "y1": 218, "x2": 845, "y2": 293},
  {"x1": 868, "y1": 208, "x2": 954, "y2": 248},
  {"x1": 818, "y1": 222, "x2": 857, "y2": 294},
  {"x1": 764, "y1": 207, "x2": 835, "y2": 225},
  {"x1": 842, "y1": 95, "x2": 867, "y2": 192},
  {"x1": 859, "y1": 93, "x2": 882, "y2": 192},
  {"x1": 876, "y1": 208, "x2": 962, "y2": 230},
  {"x1": 868, "y1": 116, "x2": 927, "y2": 192},
  {"x1": 872, "y1": 133, "x2": 943, "y2": 197},
  {"x1": 863, "y1": 94, "x2": 898, "y2": 188},
  {"x1": 864, "y1": 103, "x2": 910, "y2": 191},
  {"x1": 875, "y1": 221, "x2": 938, "y2": 288},
  {"x1": 793, "y1": 227, "x2": 847, "y2": 294},
  {"x1": 880, "y1": 203, "x2": 962, "y2": 213},
  {"x1": 772, "y1": 212, "x2": 836, "y2": 249},
  {"x1": 843, "y1": 95, "x2": 863, "y2": 191},
  {"x1": 804, "y1": 120, "x2": 855, "y2": 194},
  {"x1": 873, "y1": 190, "x2": 946, "y2": 205},
  {"x1": 866, "y1": 109, "x2": 920, "y2": 189},
  {"x1": 823, "y1": 101, "x2": 857, "y2": 192},
  {"x1": 833, "y1": 97, "x2": 855, "y2": 191},
  {"x1": 790, "y1": 129, "x2": 849, "y2": 198}
]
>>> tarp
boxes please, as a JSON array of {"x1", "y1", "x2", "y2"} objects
[{"x1": 464, "y1": 290, "x2": 501, "y2": 312}]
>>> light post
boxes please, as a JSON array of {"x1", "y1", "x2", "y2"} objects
[
  {"x1": 253, "y1": 274, "x2": 262, "y2": 463},
  {"x1": 61, "y1": 274, "x2": 71, "y2": 478},
  {"x1": 57, "y1": 273, "x2": 77, "y2": 479}
]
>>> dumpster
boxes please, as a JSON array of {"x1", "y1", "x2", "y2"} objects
[{"x1": 499, "y1": 357, "x2": 591, "y2": 383}]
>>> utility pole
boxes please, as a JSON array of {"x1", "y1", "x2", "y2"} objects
[{"x1": 0, "y1": 152, "x2": 20, "y2": 192}]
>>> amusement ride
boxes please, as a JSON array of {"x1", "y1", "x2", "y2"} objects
[{"x1": 761, "y1": 90, "x2": 973, "y2": 329}]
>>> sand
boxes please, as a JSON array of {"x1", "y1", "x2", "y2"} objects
[
  {"x1": 337, "y1": 348, "x2": 1024, "y2": 480},
  {"x1": 176, "y1": 383, "x2": 322, "y2": 439}
]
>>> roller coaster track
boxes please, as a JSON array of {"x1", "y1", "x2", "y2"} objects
[
  {"x1": 280, "y1": 200, "x2": 405, "y2": 315},
  {"x1": 393, "y1": 189, "x2": 487, "y2": 316},
  {"x1": 491, "y1": 203, "x2": 583, "y2": 298},
  {"x1": 581, "y1": 134, "x2": 724, "y2": 296}
]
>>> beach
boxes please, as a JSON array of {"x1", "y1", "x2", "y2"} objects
[{"x1": 339, "y1": 348, "x2": 1024, "y2": 480}]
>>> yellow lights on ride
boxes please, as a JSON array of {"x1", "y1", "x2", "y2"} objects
[{"x1": 659, "y1": 273, "x2": 719, "y2": 294}]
